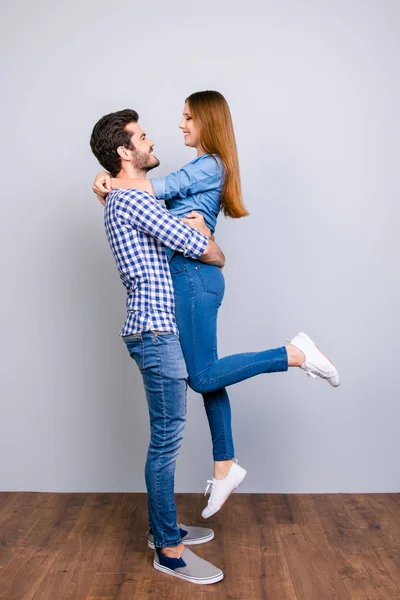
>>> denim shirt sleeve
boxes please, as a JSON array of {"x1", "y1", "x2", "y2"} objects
[{"x1": 151, "y1": 155, "x2": 223, "y2": 201}]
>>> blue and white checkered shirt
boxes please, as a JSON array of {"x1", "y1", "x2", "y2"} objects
[{"x1": 104, "y1": 187, "x2": 208, "y2": 336}]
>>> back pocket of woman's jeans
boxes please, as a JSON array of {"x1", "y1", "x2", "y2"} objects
[{"x1": 195, "y1": 263, "x2": 225, "y2": 295}]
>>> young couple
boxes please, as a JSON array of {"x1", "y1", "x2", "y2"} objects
[{"x1": 90, "y1": 91, "x2": 339, "y2": 585}]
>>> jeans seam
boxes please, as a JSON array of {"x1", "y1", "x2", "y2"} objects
[
  {"x1": 152, "y1": 336, "x2": 167, "y2": 547},
  {"x1": 185, "y1": 268, "x2": 200, "y2": 377},
  {"x1": 216, "y1": 395, "x2": 229, "y2": 459},
  {"x1": 140, "y1": 335, "x2": 144, "y2": 372}
]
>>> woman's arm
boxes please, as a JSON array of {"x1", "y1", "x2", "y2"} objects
[
  {"x1": 93, "y1": 171, "x2": 155, "y2": 204},
  {"x1": 92, "y1": 155, "x2": 222, "y2": 205},
  {"x1": 151, "y1": 155, "x2": 222, "y2": 202}
]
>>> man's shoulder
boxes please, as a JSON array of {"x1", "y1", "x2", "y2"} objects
[
  {"x1": 107, "y1": 187, "x2": 157, "y2": 210},
  {"x1": 108, "y1": 187, "x2": 153, "y2": 201}
]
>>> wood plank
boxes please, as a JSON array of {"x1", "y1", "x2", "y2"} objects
[
  {"x1": 372, "y1": 546, "x2": 400, "y2": 592},
  {"x1": 32, "y1": 494, "x2": 121, "y2": 600},
  {"x1": 85, "y1": 573, "x2": 126, "y2": 600},
  {"x1": 365, "y1": 494, "x2": 400, "y2": 542},
  {"x1": 0, "y1": 493, "x2": 19, "y2": 519},
  {"x1": 0, "y1": 494, "x2": 87, "y2": 600},
  {"x1": 0, "y1": 492, "x2": 399, "y2": 600},
  {"x1": 93, "y1": 493, "x2": 148, "y2": 575},
  {"x1": 23, "y1": 494, "x2": 87, "y2": 551},
  {"x1": 0, "y1": 545, "x2": 56, "y2": 600},
  {"x1": 279, "y1": 522, "x2": 352, "y2": 600},
  {"x1": 312, "y1": 494, "x2": 400, "y2": 600},
  {"x1": 0, "y1": 493, "x2": 53, "y2": 571},
  {"x1": 251, "y1": 494, "x2": 298, "y2": 600}
]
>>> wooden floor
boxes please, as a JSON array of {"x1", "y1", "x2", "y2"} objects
[{"x1": 1, "y1": 493, "x2": 400, "y2": 599}]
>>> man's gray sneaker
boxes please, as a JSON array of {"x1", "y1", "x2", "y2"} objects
[
  {"x1": 154, "y1": 546, "x2": 223, "y2": 585},
  {"x1": 148, "y1": 523, "x2": 214, "y2": 550}
]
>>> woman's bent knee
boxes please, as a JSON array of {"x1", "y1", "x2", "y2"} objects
[{"x1": 188, "y1": 375, "x2": 208, "y2": 394}]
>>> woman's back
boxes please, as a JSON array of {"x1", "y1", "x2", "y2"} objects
[{"x1": 152, "y1": 154, "x2": 224, "y2": 235}]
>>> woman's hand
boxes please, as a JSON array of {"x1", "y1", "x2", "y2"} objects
[
  {"x1": 180, "y1": 211, "x2": 212, "y2": 238},
  {"x1": 92, "y1": 171, "x2": 112, "y2": 206}
]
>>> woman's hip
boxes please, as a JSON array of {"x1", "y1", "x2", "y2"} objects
[{"x1": 170, "y1": 255, "x2": 225, "y2": 299}]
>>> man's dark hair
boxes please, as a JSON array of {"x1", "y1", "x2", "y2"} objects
[{"x1": 90, "y1": 109, "x2": 139, "y2": 177}]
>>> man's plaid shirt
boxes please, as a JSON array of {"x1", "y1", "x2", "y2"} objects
[{"x1": 104, "y1": 187, "x2": 208, "y2": 336}]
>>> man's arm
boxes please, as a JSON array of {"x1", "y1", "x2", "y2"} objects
[
  {"x1": 199, "y1": 239, "x2": 226, "y2": 267},
  {"x1": 113, "y1": 188, "x2": 210, "y2": 261},
  {"x1": 179, "y1": 211, "x2": 225, "y2": 267},
  {"x1": 92, "y1": 173, "x2": 155, "y2": 205},
  {"x1": 93, "y1": 155, "x2": 221, "y2": 204}
]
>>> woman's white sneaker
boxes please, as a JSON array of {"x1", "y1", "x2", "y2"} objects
[
  {"x1": 202, "y1": 459, "x2": 247, "y2": 519},
  {"x1": 288, "y1": 332, "x2": 340, "y2": 387}
]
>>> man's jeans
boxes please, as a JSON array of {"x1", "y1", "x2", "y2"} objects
[
  {"x1": 123, "y1": 331, "x2": 187, "y2": 549},
  {"x1": 170, "y1": 253, "x2": 288, "y2": 462}
]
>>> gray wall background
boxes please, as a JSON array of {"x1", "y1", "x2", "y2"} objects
[{"x1": 1, "y1": 0, "x2": 399, "y2": 493}]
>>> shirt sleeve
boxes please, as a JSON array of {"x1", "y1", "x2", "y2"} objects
[
  {"x1": 151, "y1": 155, "x2": 223, "y2": 201},
  {"x1": 114, "y1": 188, "x2": 208, "y2": 259}
]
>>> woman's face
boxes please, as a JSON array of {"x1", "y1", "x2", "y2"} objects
[{"x1": 179, "y1": 102, "x2": 200, "y2": 149}]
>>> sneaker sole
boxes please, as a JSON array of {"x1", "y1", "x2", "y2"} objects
[
  {"x1": 153, "y1": 561, "x2": 224, "y2": 585},
  {"x1": 202, "y1": 470, "x2": 247, "y2": 519},
  {"x1": 148, "y1": 531, "x2": 214, "y2": 550}
]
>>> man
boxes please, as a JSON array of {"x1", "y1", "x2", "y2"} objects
[{"x1": 90, "y1": 109, "x2": 224, "y2": 585}]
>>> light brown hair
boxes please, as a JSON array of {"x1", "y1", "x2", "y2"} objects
[{"x1": 186, "y1": 91, "x2": 249, "y2": 218}]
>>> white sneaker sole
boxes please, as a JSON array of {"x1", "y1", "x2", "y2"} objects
[
  {"x1": 148, "y1": 530, "x2": 214, "y2": 550},
  {"x1": 202, "y1": 469, "x2": 247, "y2": 519},
  {"x1": 153, "y1": 561, "x2": 224, "y2": 585}
]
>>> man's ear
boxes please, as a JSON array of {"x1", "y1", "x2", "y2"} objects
[{"x1": 117, "y1": 145, "x2": 131, "y2": 161}]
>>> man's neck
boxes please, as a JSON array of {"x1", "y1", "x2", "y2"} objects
[{"x1": 116, "y1": 166, "x2": 147, "y2": 179}]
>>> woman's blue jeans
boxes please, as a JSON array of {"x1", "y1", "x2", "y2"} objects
[{"x1": 170, "y1": 253, "x2": 288, "y2": 462}]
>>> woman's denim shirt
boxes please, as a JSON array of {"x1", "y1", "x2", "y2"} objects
[{"x1": 151, "y1": 154, "x2": 223, "y2": 261}]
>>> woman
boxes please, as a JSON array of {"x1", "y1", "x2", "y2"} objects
[{"x1": 93, "y1": 91, "x2": 339, "y2": 518}]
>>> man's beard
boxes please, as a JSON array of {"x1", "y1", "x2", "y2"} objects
[{"x1": 131, "y1": 146, "x2": 160, "y2": 173}]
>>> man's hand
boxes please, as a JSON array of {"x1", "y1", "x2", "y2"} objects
[
  {"x1": 200, "y1": 240, "x2": 226, "y2": 268},
  {"x1": 180, "y1": 211, "x2": 212, "y2": 238},
  {"x1": 181, "y1": 211, "x2": 224, "y2": 267},
  {"x1": 92, "y1": 171, "x2": 112, "y2": 206}
]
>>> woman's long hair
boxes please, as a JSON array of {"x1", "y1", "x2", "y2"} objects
[{"x1": 186, "y1": 91, "x2": 249, "y2": 218}]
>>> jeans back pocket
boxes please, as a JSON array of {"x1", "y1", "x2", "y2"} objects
[{"x1": 195, "y1": 263, "x2": 225, "y2": 295}]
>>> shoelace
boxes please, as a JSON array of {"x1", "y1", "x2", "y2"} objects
[
  {"x1": 203, "y1": 459, "x2": 239, "y2": 497},
  {"x1": 204, "y1": 480, "x2": 215, "y2": 497},
  {"x1": 287, "y1": 337, "x2": 316, "y2": 378},
  {"x1": 287, "y1": 338, "x2": 335, "y2": 380},
  {"x1": 302, "y1": 365, "x2": 318, "y2": 379}
]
